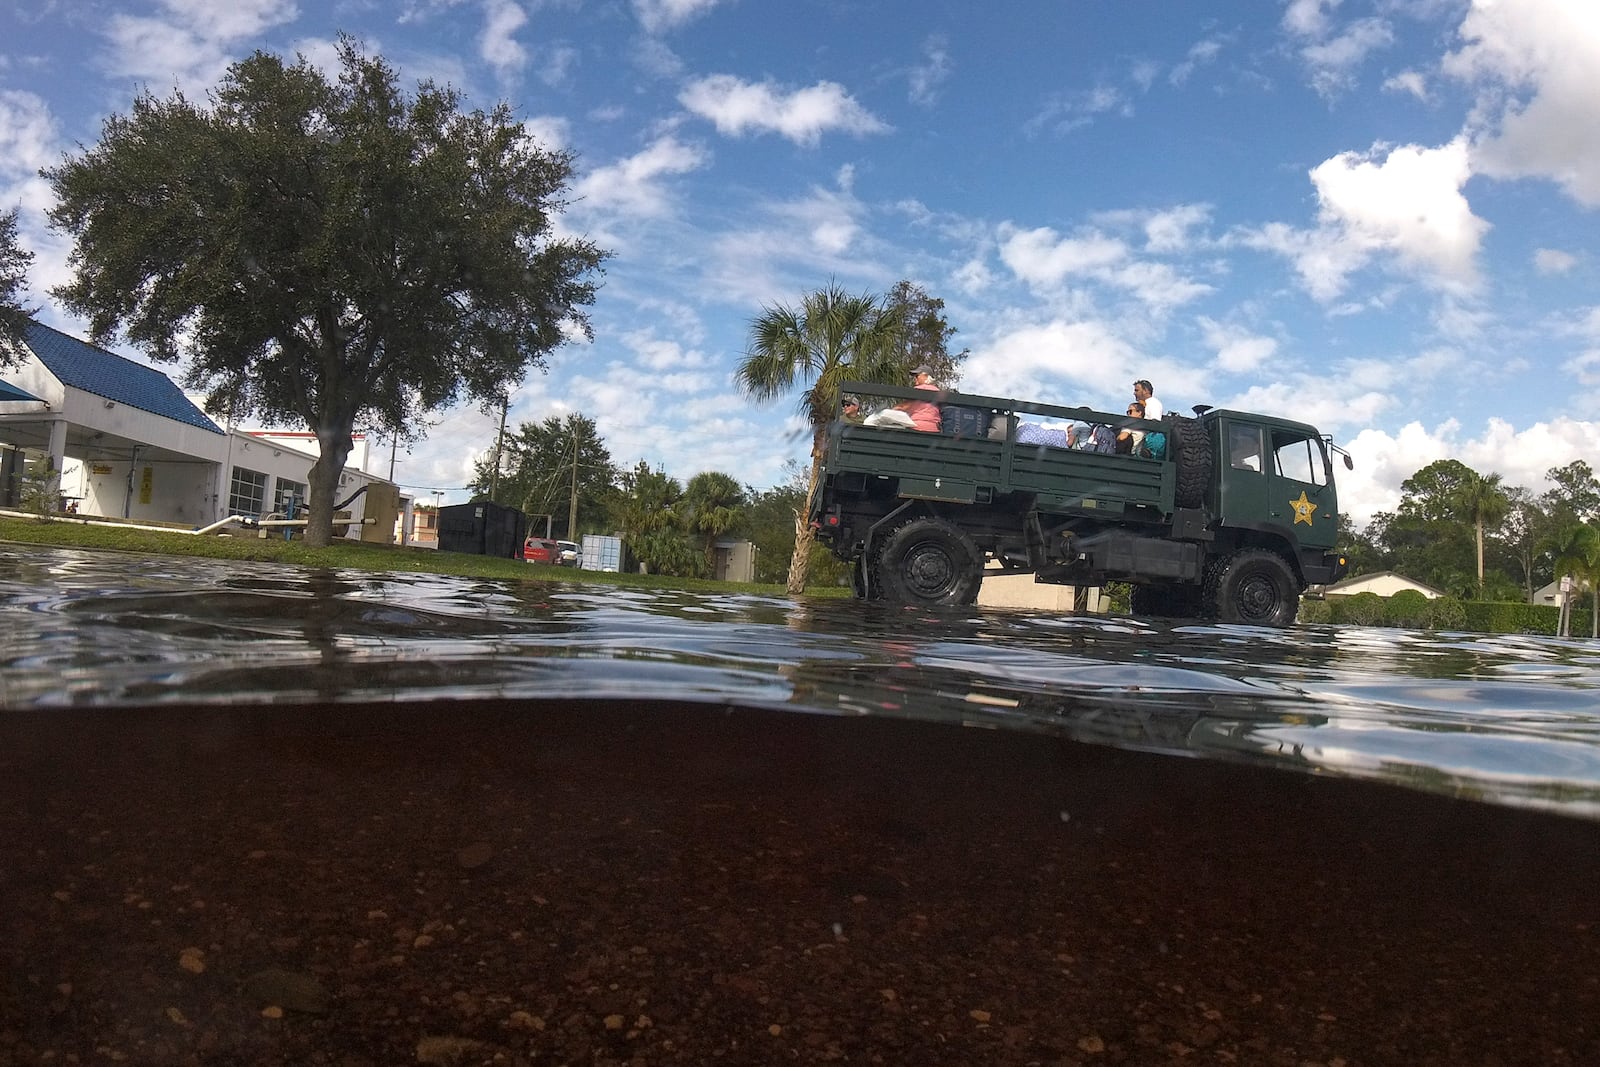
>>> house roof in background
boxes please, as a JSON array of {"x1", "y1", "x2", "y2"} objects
[
  {"x1": 23, "y1": 320, "x2": 223, "y2": 434},
  {"x1": 1324, "y1": 571, "x2": 1448, "y2": 598}
]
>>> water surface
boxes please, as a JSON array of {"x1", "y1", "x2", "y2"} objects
[{"x1": 4, "y1": 544, "x2": 1599, "y2": 819}]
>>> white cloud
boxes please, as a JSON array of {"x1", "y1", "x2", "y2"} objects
[
  {"x1": 1023, "y1": 86, "x2": 1131, "y2": 137},
  {"x1": 997, "y1": 224, "x2": 1211, "y2": 311},
  {"x1": 0, "y1": 90, "x2": 58, "y2": 180},
  {"x1": 1142, "y1": 204, "x2": 1212, "y2": 254},
  {"x1": 480, "y1": 0, "x2": 528, "y2": 78},
  {"x1": 1242, "y1": 139, "x2": 1488, "y2": 301},
  {"x1": 1383, "y1": 69, "x2": 1428, "y2": 99},
  {"x1": 521, "y1": 115, "x2": 570, "y2": 151},
  {"x1": 1282, "y1": 0, "x2": 1339, "y2": 39},
  {"x1": 679, "y1": 75, "x2": 889, "y2": 146},
  {"x1": 620, "y1": 330, "x2": 708, "y2": 372},
  {"x1": 999, "y1": 226, "x2": 1127, "y2": 286},
  {"x1": 958, "y1": 320, "x2": 1142, "y2": 401},
  {"x1": 633, "y1": 0, "x2": 725, "y2": 35},
  {"x1": 1445, "y1": 0, "x2": 1600, "y2": 207},
  {"x1": 1301, "y1": 17, "x2": 1394, "y2": 95},
  {"x1": 571, "y1": 135, "x2": 708, "y2": 219},
  {"x1": 908, "y1": 34, "x2": 952, "y2": 106},
  {"x1": 1200, "y1": 317, "x2": 1278, "y2": 373},
  {"x1": 101, "y1": 0, "x2": 298, "y2": 93},
  {"x1": 1534, "y1": 248, "x2": 1577, "y2": 275},
  {"x1": 1169, "y1": 36, "x2": 1224, "y2": 86},
  {"x1": 1339, "y1": 416, "x2": 1600, "y2": 524}
]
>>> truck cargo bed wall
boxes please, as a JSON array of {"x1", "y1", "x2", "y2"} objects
[{"x1": 832, "y1": 425, "x2": 1171, "y2": 517}]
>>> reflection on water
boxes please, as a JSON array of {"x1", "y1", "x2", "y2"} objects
[{"x1": 3, "y1": 544, "x2": 1600, "y2": 818}]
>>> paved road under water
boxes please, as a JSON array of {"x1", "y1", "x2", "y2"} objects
[{"x1": 2, "y1": 545, "x2": 1598, "y2": 1065}]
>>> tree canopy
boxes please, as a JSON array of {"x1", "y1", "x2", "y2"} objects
[
  {"x1": 45, "y1": 38, "x2": 607, "y2": 545},
  {"x1": 472, "y1": 413, "x2": 616, "y2": 539},
  {"x1": 0, "y1": 208, "x2": 35, "y2": 366}
]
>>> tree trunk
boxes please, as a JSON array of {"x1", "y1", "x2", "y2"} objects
[
  {"x1": 304, "y1": 424, "x2": 355, "y2": 548},
  {"x1": 1475, "y1": 517, "x2": 1485, "y2": 596},
  {"x1": 785, "y1": 447, "x2": 825, "y2": 596}
]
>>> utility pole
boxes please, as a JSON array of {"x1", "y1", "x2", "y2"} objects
[
  {"x1": 567, "y1": 421, "x2": 579, "y2": 539},
  {"x1": 388, "y1": 434, "x2": 398, "y2": 481},
  {"x1": 489, "y1": 397, "x2": 509, "y2": 501}
]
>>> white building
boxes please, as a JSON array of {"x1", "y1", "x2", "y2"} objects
[{"x1": 0, "y1": 320, "x2": 411, "y2": 540}]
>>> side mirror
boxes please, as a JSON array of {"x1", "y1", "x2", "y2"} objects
[{"x1": 1343, "y1": 455, "x2": 1353, "y2": 470}]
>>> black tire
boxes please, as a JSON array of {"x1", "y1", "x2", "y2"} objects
[
  {"x1": 1171, "y1": 416, "x2": 1213, "y2": 509},
  {"x1": 1130, "y1": 582, "x2": 1202, "y2": 619},
  {"x1": 876, "y1": 517, "x2": 984, "y2": 607},
  {"x1": 1204, "y1": 549, "x2": 1300, "y2": 626}
]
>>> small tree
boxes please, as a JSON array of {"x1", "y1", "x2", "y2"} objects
[
  {"x1": 0, "y1": 207, "x2": 35, "y2": 366},
  {"x1": 1450, "y1": 468, "x2": 1509, "y2": 597},
  {"x1": 612, "y1": 461, "x2": 695, "y2": 576},
  {"x1": 46, "y1": 38, "x2": 606, "y2": 547},
  {"x1": 18, "y1": 454, "x2": 59, "y2": 518},
  {"x1": 472, "y1": 413, "x2": 617, "y2": 538},
  {"x1": 684, "y1": 471, "x2": 746, "y2": 575}
]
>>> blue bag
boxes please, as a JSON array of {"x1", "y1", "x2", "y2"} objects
[{"x1": 1140, "y1": 431, "x2": 1167, "y2": 459}]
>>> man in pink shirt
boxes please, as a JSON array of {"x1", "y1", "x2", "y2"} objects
[
  {"x1": 863, "y1": 364, "x2": 943, "y2": 431},
  {"x1": 902, "y1": 364, "x2": 943, "y2": 431}
]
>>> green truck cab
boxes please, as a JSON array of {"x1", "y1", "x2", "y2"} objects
[{"x1": 810, "y1": 381, "x2": 1349, "y2": 626}]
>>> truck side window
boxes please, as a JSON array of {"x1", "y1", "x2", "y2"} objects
[
  {"x1": 1228, "y1": 424, "x2": 1262, "y2": 472},
  {"x1": 1272, "y1": 432, "x2": 1326, "y2": 487}
]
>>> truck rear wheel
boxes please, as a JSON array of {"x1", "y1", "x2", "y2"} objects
[
  {"x1": 1204, "y1": 549, "x2": 1300, "y2": 626},
  {"x1": 1171, "y1": 416, "x2": 1213, "y2": 509},
  {"x1": 877, "y1": 518, "x2": 984, "y2": 607}
]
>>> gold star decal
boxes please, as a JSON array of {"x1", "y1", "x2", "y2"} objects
[{"x1": 1289, "y1": 491, "x2": 1316, "y2": 526}]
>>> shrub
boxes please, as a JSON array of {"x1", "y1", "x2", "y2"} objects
[
  {"x1": 1385, "y1": 589, "x2": 1431, "y2": 628},
  {"x1": 1427, "y1": 596, "x2": 1467, "y2": 631},
  {"x1": 1298, "y1": 598, "x2": 1332, "y2": 624},
  {"x1": 1342, "y1": 591, "x2": 1386, "y2": 626},
  {"x1": 1459, "y1": 600, "x2": 1559, "y2": 635}
]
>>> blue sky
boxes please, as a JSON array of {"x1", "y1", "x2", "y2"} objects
[{"x1": 2, "y1": 0, "x2": 1598, "y2": 522}]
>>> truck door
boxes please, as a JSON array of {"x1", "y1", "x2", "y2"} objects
[
  {"x1": 1264, "y1": 429, "x2": 1337, "y2": 550},
  {"x1": 1218, "y1": 420, "x2": 1271, "y2": 525}
]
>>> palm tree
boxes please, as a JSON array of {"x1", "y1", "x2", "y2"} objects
[
  {"x1": 737, "y1": 282, "x2": 906, "y2": 594},
  {"x1": 684, "y1": 471, "x2": 746, "y2": 575},
  {"x1": 1546, "y1": 520, "x2": 1600, "y2": 638},
  {"x1": 1452, "y1": 469, "x2": 1509, "y2": 597}
]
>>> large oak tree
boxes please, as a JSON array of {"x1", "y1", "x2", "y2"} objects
[
  {"x1": 45, "y1": 38, "x2": 606, "y2": 545},
  {"x1": 0, "y1": 208, "x2": 35, "y2": 366}
]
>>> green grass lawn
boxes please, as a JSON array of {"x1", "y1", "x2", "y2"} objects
[{"x1": 0, "y1": 515, "x2": 843, "y2": 597}]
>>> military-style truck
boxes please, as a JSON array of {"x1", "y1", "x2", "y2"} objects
[{"x1": 809, "y1": 381, "x2": 1349, "y2": 626}]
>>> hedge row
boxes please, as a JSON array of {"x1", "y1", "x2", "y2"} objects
[{"x1": 1299, "y1": 592, "x2": 1560, "y2": 635}]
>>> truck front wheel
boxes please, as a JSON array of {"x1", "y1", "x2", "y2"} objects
[
  {"x1": 1204, "y1": 549, "x2": 1300, "y2": 626},
  {"x1": 877, "y1": 518, "x2": 984, "y2": 607}
]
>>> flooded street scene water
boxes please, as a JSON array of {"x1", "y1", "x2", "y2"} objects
[{"x1": 3, "y1": 546, "x2": 1599, "y2": 1065}]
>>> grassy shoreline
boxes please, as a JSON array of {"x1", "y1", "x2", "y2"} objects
[{"x1": 0, "y1": 515, "x2": 840, "y2": 597}]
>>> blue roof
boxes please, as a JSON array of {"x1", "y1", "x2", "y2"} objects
[{"x1": 24, "y1": 320, "x2": 223, "y2": 434}]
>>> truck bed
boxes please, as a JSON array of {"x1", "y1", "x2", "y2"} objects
[{"x1": 830, "y1": 423, "x2": 1173, "y2": 520}]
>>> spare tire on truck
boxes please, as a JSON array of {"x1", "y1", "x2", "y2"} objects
[
  {"x1": 1170, "y1": 416, "x2": 1213, "y2": 510},
  {"x1": 876, "y1": 517, "x2": 984, "y2": 607}
]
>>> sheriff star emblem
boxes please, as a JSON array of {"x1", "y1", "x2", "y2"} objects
[{"x1": 1289, "y1": 491, "x2": 1316, "y2": 526}]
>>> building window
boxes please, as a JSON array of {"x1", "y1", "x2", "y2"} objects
[
  {"x1": 229, "y1": 467, "x2": 267, "y2": 516},
  {"x1": 274, "y1": 478, "x2": 308, "y2": 513}
]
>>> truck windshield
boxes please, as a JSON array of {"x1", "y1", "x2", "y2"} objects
[{"x1": 1271, "y1": 431, "x2": 1328, "y2": 486}]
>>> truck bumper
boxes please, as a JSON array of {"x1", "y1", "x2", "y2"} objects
[{"x1": 1302, "y1": 551, "x2": 1349, "y2": 586}]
